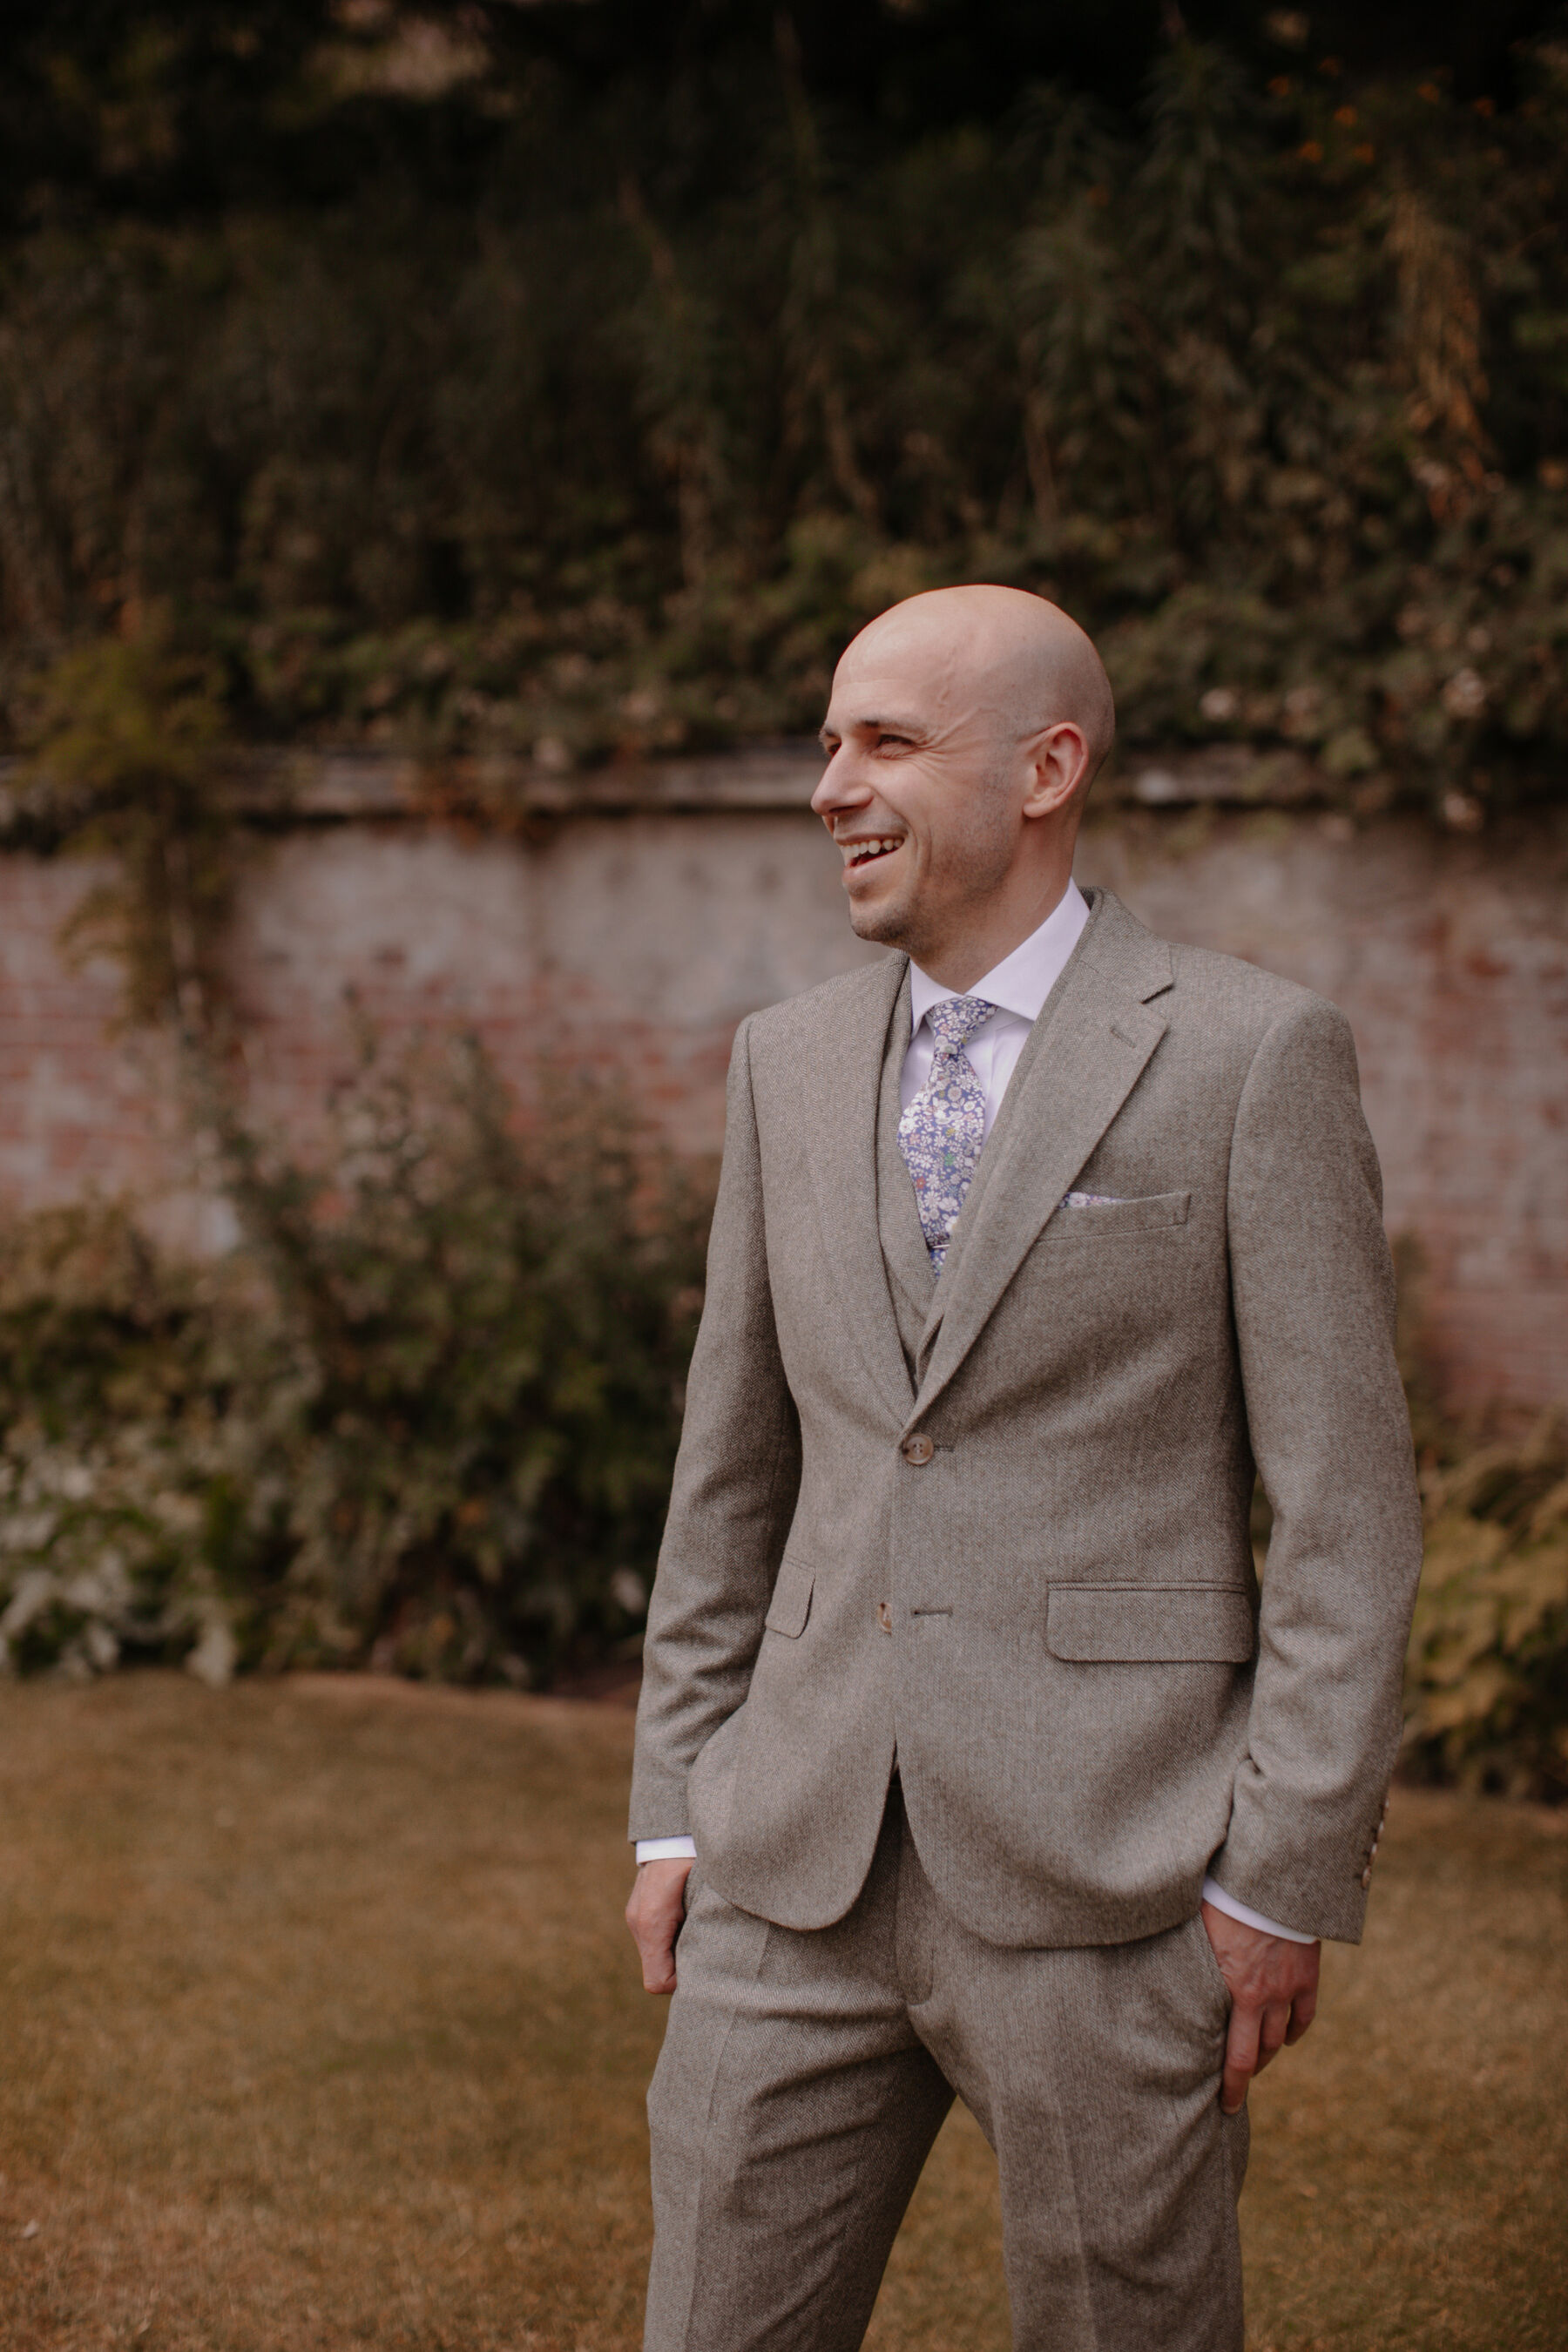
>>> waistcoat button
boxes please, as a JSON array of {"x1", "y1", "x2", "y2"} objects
[
  {"x1": 876, "y1": 1601, "x2": 894, "y2": 1633},
  {"x1": 902, "y1": 1434, "x2": 935, "y2": 1465}
]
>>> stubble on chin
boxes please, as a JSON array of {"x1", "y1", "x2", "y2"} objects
[{"x1": 848, "y1": 885, "x2": 922, "y2": 956}]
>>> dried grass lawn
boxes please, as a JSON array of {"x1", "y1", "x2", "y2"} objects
[{"x1": 0, "y1": 1673, "x2": 1563, "y2": 2352}]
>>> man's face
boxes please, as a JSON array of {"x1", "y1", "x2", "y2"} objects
[{"x1": 812, "y1": 624, "x2": 1020, "y2": 964}]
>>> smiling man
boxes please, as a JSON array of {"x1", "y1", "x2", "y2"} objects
[{"x1": 626, "y1": 585, "x2": 1423, "y2": 2351}]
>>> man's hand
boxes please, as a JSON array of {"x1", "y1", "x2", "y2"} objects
[
  {"x1": 626, "y1": 1857, "x2": 694, "y2": 1995},
  {"x1": 1200, "y1": 1900, "x2": 1321, "y2": 2116}
]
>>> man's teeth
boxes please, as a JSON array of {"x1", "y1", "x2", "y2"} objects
[{"x1": 849, "y1": 838, "x2": 902, "y2": 864}]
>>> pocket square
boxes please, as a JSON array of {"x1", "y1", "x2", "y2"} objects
[{"x1": 1062, "y1": 1191, "x2": 1125, "y2": 1208}]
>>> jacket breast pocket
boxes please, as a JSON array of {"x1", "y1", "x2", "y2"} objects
[
  {"x1": 1046, "y1": 1584, "x2": 1255, "y2": 1663},
  {"x1": 1051, "y1": 1189, "x2": 1191, "y2": 1239},
  {"x1": 763, "y1": 1551, "x2": 814, "y2": 1639}
]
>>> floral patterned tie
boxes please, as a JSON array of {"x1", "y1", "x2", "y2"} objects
[{"x1": 897, "y1": 994, "x2": 997, "y2": 1274}]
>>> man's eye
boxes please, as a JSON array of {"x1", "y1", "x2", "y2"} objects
[{"x1": 876, "y1": 734, "x2": 910, "y2": 750}]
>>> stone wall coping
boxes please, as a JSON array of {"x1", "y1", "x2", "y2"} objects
[{"x1": 0, "y1": 740, "x2": 1342, "y2": 839}]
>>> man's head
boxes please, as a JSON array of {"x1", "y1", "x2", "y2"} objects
[{"x1": 812, "y1": 585, "x2": 1114, "y2": 988}]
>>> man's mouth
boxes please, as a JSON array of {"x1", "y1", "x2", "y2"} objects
[{"x1": 841, "y1": 835, "x2": 904, "y2": 869}]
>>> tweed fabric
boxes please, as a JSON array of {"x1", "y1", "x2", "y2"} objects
[
  {"x1": 631, "y1": 887, "x2": 1423, "y2": 1946},
  {"x1": 896, "y1": 992, "x2": 997, "y2": 1269},
  {"x1": 644, "y1": 1787, "x2": 1247, "y2": 2352}
]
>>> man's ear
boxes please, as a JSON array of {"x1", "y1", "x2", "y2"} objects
[{"x1": 1021, "y1": 721, "x2": 1091, "y2": 819}]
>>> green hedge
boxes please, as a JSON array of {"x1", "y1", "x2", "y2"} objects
[
  {"x1": 1402, "y1": 1426, "x2": 1568, "y2": 1801},
  {"x1": 0, "y1": 1040, "x2": 706, "y2": 1688},
  {"x1": 1, "y1": 1098, "x2": 1563, "y2": 1795}
]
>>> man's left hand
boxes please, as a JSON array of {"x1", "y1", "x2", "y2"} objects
[
  {"x1": 627, "y1": 1857, "x2": 694, "y2": 1996},
  {"x1": 1200, "y1": 1900, "x2": 1321, "y2": 2116}
]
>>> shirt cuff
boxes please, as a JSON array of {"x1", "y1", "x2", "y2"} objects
[
  {"x1": 1200, "y1": 1874, "x2": 1316, "y2": 1944},
  {"x1": 633, "y1": 1852, "x2": 1314, "y2": 1933},
  {"x1": 636, "y1": 1835, "x2": 697, "y2": 1864}
]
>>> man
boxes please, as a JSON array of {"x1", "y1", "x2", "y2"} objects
[{"x1": 625, "y1": 585, "x2": 1423, "y2": 2350}]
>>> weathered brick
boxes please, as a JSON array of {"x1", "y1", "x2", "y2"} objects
[{"x1": 1, "y1": 808, "x2": 1563, "y2": 1417}]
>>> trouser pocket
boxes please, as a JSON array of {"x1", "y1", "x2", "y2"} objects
[{"x1": 1187, "y1": 1909, "x2": 1234, "y2": 2032}]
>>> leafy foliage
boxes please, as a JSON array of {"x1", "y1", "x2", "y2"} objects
[
  {"x1": 0, "y1": 15, "x2": 1565, "y2": 816},
  {"x1": 3, "y1": 1162, "x2": 1565, "y2": 1801},
  {"x1": 0, "y1": 1042, "x2": 708, "y2": 1687},
  {"x1": 1403, "y1": 1421, "x2": 1568, "y2": 1801},
  {"x1": 11, "y1": 621, "x2": 235, "y2": 1029},
  {"x1": 0, "y1": 1206, "x2": 249, "y2": 1684},
  {"x1": 1389, "y1": 1238, "x2": 1567, "y2": 1802}
]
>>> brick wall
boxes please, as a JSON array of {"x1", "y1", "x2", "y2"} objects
[
  {"x1": 1, "y1": 765, "x2": 1563, "y2": 1416},
  {"x1": 1077, "y1": 812, "x2": 1567, "y2": 1418}
]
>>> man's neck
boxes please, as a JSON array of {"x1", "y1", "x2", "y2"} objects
[{"x1": 910, "y1": 873, "x2": 1075, "y2": 995}]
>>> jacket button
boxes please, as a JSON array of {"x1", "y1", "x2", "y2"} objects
[
  {"x1": 1360, "y1": 1866, "x2": 1372, "y2": 1889},
  {"x1": 877, "y1": 1601, "x2": 894, "y2": 1634},
  {"x1": 902, "y1": 1434, "x2": 935, "y2": 1465}
]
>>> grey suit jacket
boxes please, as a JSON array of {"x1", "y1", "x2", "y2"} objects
[{"x1": 631, "y1": 887, "x2": 1423, "y2": 1946}]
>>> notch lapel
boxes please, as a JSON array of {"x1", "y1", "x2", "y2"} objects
[
  {"x1": 801, "y1": 953, "x2": 917, "y2": 1426},
  {"x1": 911, "y1": 890, "x2": 1173, "y2": 1423},
  {"x1": 876, "y1": 976, "x2": 939, "y2": 1327}
]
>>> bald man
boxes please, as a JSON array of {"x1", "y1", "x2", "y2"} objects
[{"x1": 626, "y1": 588, "x2": 1422, "y2": 2350}]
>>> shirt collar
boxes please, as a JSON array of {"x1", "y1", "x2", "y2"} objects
[{"x1": 909, "y1": 880, "x2": 1090, "y2": 1031}]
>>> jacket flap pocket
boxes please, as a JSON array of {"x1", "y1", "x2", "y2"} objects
[
  {"x1": 764, "y1": 1553, "x2": 814, "y2": 1639},
  {"x1": 1047, "y1": 1585, "x2": 1254, "y2": 1663},
  {"x1": 1054, "y1": 1189, "x2": 1191, "y2": 1237}
]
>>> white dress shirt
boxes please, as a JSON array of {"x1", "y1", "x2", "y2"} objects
[
  {"x1": 637, "y1": 882, "x2": 1313, "y2": 1944},
  {"x1": 900, "y1": 876, "x2": 1090, "y2": 1126}
]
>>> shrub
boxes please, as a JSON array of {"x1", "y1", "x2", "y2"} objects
[
  {"x1": 1402, "y1": 1419, "x2": 1568, "y2": 1803},
  {"x1": 220, "y1": 1034, "x2": 709, "y2": 1681},
  {"x1": 0, "y1": 1037, "x2": 708, "y2": 1687},
  {"x1": 1391, "y1": 1236, "x2": 1568, "y2": 1801},
  {"x1": 5, "y1": 1132, "x2": 1566, "y2": 1807},
  {"x1": 0, "y1": 1203, "x2": 263, "y2": 1684}
]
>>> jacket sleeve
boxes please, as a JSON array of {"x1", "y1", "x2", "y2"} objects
[
  {"x1": 1209, "y1": 994, "x2": 1423, "y2": 1943},
  {"x1": 629, "y1": 1016, "x2": 801, "y2": 1842}
]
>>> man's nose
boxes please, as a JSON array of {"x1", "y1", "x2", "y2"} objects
[{"x1": 810, "y1": 751, "x2": 871, "y2": 820}]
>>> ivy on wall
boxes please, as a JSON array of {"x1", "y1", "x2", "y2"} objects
[
  {"x1": 14, "y1": 623, "x2": 236, "y2": 1034},
  {"x1": 0, "y1": 17, "x2": 1565, "y2": 819}
]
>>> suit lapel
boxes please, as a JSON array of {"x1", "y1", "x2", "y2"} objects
[
  {"x1": 911, "y1": 889, "x2": 1173, "y2": 1421},
  {"x1": 876, "y1": 975, "x2": 938, "y2": 1328},
  {"x1": 801, "y1": 952, "x2": 917, "y2": 1424}
]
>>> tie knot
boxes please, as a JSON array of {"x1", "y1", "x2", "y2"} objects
[{"x1": 925, "y1": 994, "x2": 996, "y2": 1054}]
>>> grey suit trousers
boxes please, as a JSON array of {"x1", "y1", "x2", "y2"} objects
[{"x1": 645, "y1": 1787, "x2": 1249, "y2": 2352}]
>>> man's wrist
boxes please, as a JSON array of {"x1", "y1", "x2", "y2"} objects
[{"x1": 636, "y1": 1835, "x2": 697, "y2": 1865}]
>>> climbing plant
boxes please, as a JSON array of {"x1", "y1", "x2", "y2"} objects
[{"x1": 0, "y1": 13, "x2": 1565, "y2": 816}]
